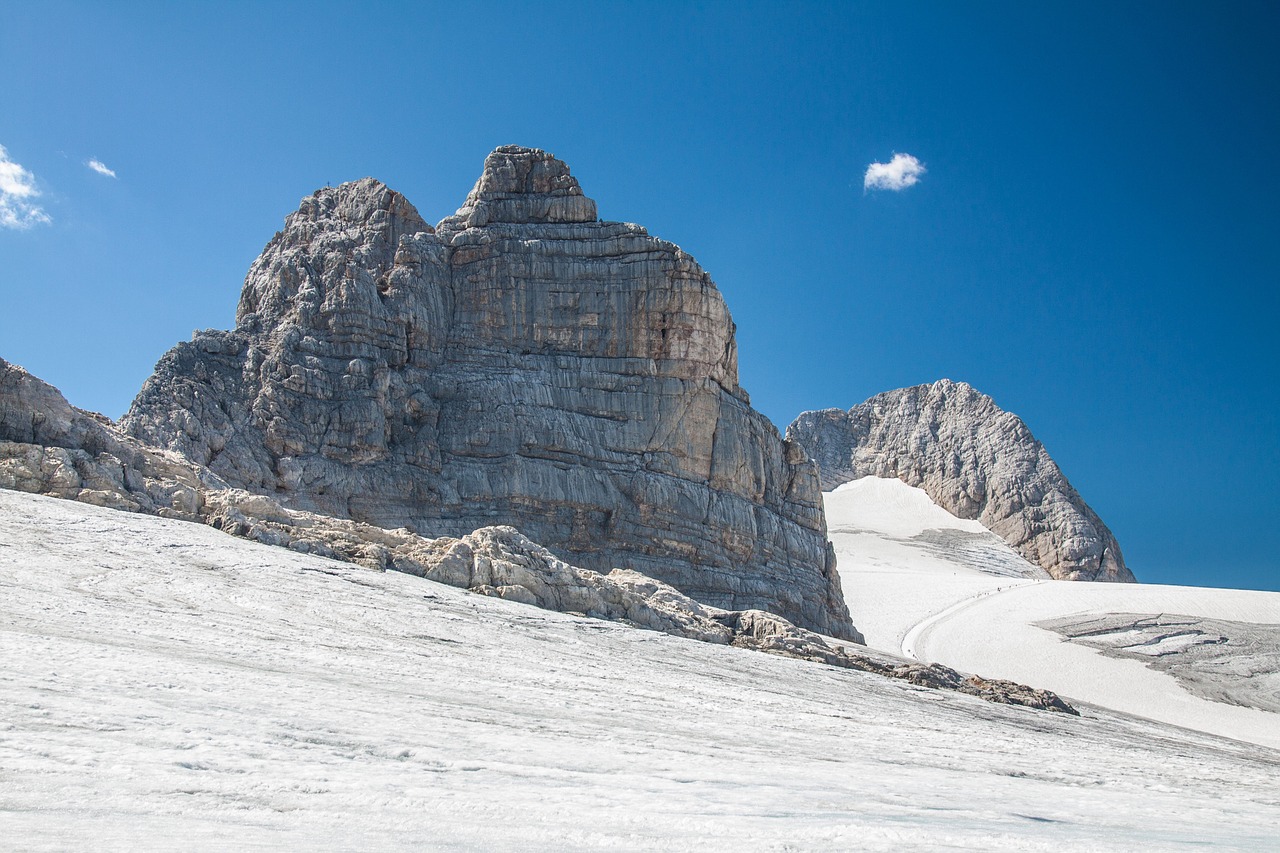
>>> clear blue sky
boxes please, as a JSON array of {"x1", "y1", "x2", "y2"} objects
[{"x1": 3, "y1": 1, "x2": 1277, "y2": 591}]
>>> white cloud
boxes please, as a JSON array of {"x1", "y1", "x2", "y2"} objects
[
  {"x1": 0, "y1": 144, "x2": 51, "y2": 229},
  {"x1": 87, "y1": 158, "x2": 117, "y2": 178},
  {"x1": 863, "y1": 153, "x2": 926, "y2": 192}
]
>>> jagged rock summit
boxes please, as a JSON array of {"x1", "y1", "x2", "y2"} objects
[
  {"x1": 123, "y1": 145, "x2": 854, "y2": 638},
  {"x1": 787, "y1": 379, "x2": 1135, "y2": 583}
]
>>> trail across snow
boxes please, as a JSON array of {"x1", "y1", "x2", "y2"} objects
[
  {"x1": 2, "y1": 489, "x2": 1279, "y2": 850},
  {"x1": 899, "y1": 582, "x2": 1035, "y2": 660},
  {"x1": 827, "y1": 477, "x2": 1280, "y2": 750}
]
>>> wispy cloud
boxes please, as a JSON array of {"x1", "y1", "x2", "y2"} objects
[
  {"x1": 86, "y1": 158, "x2": 117, "y2": 178},
  {"x1": 864, "y1": 153, "x2": 926, "y2": 192},
  {"x1": 0, "y1": 144, "x2": 51, "y2": 229}
]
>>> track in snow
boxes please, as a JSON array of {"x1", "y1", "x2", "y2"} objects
[
  {"x1": 899, "y1": 580, "x2": 1039, "y2": 660},
  {"x1": 826, "y1": 477, "x2": 1280, "y2": 750}
]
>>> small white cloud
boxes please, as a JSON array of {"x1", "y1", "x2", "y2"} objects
[
  {"x1": 0, "y1": 144, "x2": 51, "y2": 229},
  {"x1": 87, "y1": 158, "x2": 117, "y2": 178},
  {"x1": 863, "y1": 152, "x2": 926, "y2": 192}
]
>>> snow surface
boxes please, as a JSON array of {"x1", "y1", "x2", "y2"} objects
[
  {"x1": 825, "y1": 477, "x2": 1048, "y2": 654},
  {"x1": 827, "y1": 477, "x2": 1280, "y2": 751},
  {"x1": 2, "y1": 489, "x2": 1279, "y2": 850}
]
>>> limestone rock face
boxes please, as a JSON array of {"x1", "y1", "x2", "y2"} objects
[
  {"x1": 787, "y1": 379, "x2": 1134, "y2": 583},
  {"x1": 122, "y1": 146, "x2": 852, "y2": 637},
  {"x1": 6, "y1": 356, "x2": 1089, "y2": 712},
  {"x1": 0, "y1": 357, "x2": 218, "y2": 517}
]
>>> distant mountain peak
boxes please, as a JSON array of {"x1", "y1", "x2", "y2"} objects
[
  {"x1": 788, "y1": 380, "x2": 1135, "y2": 583},
  {"x1": 437, "y1": 145, "x2": 598, "y2": 233}
]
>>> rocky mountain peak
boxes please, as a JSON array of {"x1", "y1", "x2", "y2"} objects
[
  {"x1": 121, "y1": 146, "x2": 855, "y2": 639},
  {"x1": 292, "y1": 177, "x2": 429, "y2": 232},
  {"x1": 930, "y1": 377, "x2": 975, "y2": 396},
  {"x1": 235, "y1": 178, "x2": 432, "y2": 334},
  {"x1": 788, "y1": 380, "x2": 1135, "y2": 583},
  {"x1": 438, "y1": 145, "x2": 598, "y2": 233}
]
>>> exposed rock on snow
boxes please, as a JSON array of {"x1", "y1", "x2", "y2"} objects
[
  {"x1": 2, "y1": 355, "x2": 1085, "y2": 712},
  {"x1": 121, "y1": 146, "x2": 850, "y2": 637},
  {"x1": 788, "y1": 379, "x2": 1134, "y2": 582},
  {"x1": 724, "y1": 608, "x2": 1077, "y2": 714},
  {"x1": 1040, "y1": 612, "x2": 1280, "y2": 713},
  {"x1": 206, "y1": 487, "x2": 1070, "y2": 711},
  {"x1": 0, "y1": 357, "x2": 220, "y2": 517},
  {"x1": 206, "y1": 491, "x2": 740, "y2": 644},
  {"x1": 890, "y1": 663, "x2": 1078, "y2": 715}
]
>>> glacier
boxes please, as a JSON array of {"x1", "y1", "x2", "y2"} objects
[{"x1": 2, "y1": 489, "x2": 1277, "y2": 851}]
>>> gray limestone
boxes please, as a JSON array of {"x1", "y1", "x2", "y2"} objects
[
  {"x1": 121, "y1": 146, "x2": 852, "y2": 637},
  {"x1": 194, "y1": 487, "x2": 1074, "y2": 712},
  {"x1": 0, "y1": 357, "x2": 218, "y2": 518},
  {"x1": 3, "y1": 355, "x2": 1089, "y2": 712},
  {"x1": 1040, "y1": 612, "x2": 1280, "y2": 713},
  {"x1": 788, "y1": 379, "x2": 1135, "y2": 582}
]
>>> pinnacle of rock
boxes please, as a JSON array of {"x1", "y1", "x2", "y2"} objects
[
  {"x1": 437, "y1": 145, "x2": 598, "y2": 234},
  {"x1": 787, "y1": 379, "x2": 1135, "y2": 583},
  {"x1": 236, "y1": 177, "x2": 432, "y2": 333},
  {"x1": 121, "y1": 146, "x2": 855, "y2": 638}
]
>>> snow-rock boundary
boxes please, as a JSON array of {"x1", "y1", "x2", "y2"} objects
[{"x1": 0, "y1": 355, "x2": 1074, "y2": 714}]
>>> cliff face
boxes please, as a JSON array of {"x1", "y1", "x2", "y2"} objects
[
  {"x1": 787, "y1": 380, "x2": 1135, "y2": 583},
  {"x1": 122, "y1": 146, "x2": 854, "y2": 638}
]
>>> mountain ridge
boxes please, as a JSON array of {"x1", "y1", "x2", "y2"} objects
[{"x1": 788, "y1": 378, "x2": 1134, "y2": 582}]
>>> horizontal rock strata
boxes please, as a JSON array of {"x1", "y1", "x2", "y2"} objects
[
  {"x1": 121, "y1": 145, "x2": 852, "y2": 636},
  {"x1": 4, "y1": 356, "x2": 1080, "y2": 712},
  {"x1": 788, "y1": 379, "x2": 1134, "y2": 582},
  {"x1": 0, "y1": 357, "x2": 220, "y2": 517}
]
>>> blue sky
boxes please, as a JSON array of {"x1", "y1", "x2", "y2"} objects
[{"x1": 2, "y1": 1, "x2": 1277, "y2": 591}]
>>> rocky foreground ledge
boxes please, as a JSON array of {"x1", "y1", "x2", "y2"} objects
[{"x1": 1, "y1": 356, "x2": 1075, "y2": 714}]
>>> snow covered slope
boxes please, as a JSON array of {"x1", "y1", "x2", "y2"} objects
[
  {"x1": 827, "y1": 477, "x2": 1280, "y2": 750},
  {"x1": 2, "y1": 489, "x2": 1279, "y2": 851}
]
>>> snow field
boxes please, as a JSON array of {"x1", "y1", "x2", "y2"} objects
[
  {"x1": 826, "y1": 477, "x2": 1280, "y2": 750},
  {"x1": 1, "y1": 489, "x2": 1278, "y2": 850}
]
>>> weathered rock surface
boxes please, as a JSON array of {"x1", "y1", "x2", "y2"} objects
[
  {"x1": 1040, "y1": 612, "x2": 1280, "y2": 713},
  {"x1": 4, "y1": 356, "x2": 1084, "y2": 713},
  {"x1": 787, "y1": 379, "x2": 1134, "y2": 582},
  {"x1": 0, "y1": 358, "x2": 219, "y2": 518},
  {"x1": 121, "y1": 145, "x2": 852, "y2": 637},
  {"x1": 203, "y1": 491, "x2": 1073, "y2": 713}
]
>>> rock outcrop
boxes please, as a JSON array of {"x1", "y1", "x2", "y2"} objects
[
  {"x1": 4, "y1": 355, "x2": 1087, "y2": 713},
  {"x1": 1040, "y1": 613, "x2": 1280, "y2": 713},
  {"x1": 0, "y1": 357, "x2": 218, "y2": 518},
  {"x1": 787, "y1": 379, "x2": 1134, "y2": 582},
  {"x1": 189, "y1": 490, "x2": 1075, "y2": 713},
  {"x1": 121, "y1": 145, "x2": 852, "y2": 637},
  {"x1": 0, "y1": 356, "x2": 863, "y2": 652}
]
